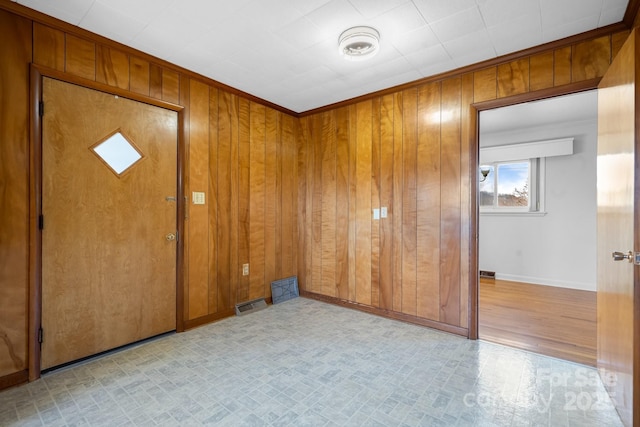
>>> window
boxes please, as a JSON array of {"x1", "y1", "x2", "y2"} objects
[
  {"x1": 91, "y1": 129, "x2": 144, "y2": 177},
  {"x1": 478, "y1": 138, "x2": 573, "y2": 215},
  {"x1": 480, "y1": 158, "x2": 543, "y2": 213}
]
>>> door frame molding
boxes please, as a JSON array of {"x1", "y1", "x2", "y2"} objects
[
  {"x1": 467, "y1": 78, "x2": 601, "y2": 340},
  {"x1": 28, "y1": 64, "x2": 186, "y2": 380}
]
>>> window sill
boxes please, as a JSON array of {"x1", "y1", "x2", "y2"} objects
[{"x1": 480, "y1": 211, "x2": 547, "y2": 217}]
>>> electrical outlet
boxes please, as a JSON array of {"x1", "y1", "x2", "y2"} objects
[
  {"x1": 242, "y1": 263, "x2": 249, "y2": 276},
  {"x1": 381, "y1": 207, "x2": 387, "y2": 218}
]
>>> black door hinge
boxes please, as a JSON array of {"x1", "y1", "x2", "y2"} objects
[
  {"x1": 38, "y1": 327, "x2": 43, "y2": 344},
  {"x1": 39, "y1": 215, "x2": 44, "y2": 230},
  {"x1": 39, "y1": 101, "x2": 44, "y2": 117}
]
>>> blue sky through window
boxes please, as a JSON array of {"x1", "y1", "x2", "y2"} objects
[{"x1": 497, "y1": 162, "x2": 528, "y2": 195}]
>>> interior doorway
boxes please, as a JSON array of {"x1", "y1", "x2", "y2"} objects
[{"x1": 477, "y1": 90, "x2": 598, "y2": 366}]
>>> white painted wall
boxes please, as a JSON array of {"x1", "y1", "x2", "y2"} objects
[{"x1": 479, "y1": 119, "x2": 597, "y2": 291}]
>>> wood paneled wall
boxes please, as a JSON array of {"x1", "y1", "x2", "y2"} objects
[
  {"x1": 0, "y1": 4, "x2": 298, "y2": 384},
  {"x1": 32, "y1": 22, "x2": 182, "y2": 104},
  {"x1": 185, "y1": 83, "x2": 298, "y2": 326},
  {"x1": 297, "y1": 31, "x2": 628, "y2": 334},
  {"x1": 0, "y1": 8, "x2": 31, "y2": 384}
]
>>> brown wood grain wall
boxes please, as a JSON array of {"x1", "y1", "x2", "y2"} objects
[
  {"x1": 297, "y1": 31, "x2": 627, "y2": 334},
  {"x1": 0, "y1": 5, "x2": 298, "y2": 384},
  {"x1": 0, "y1": 8, "x2": 31, "y2": 381},
  {"x1": 185, "y1": 85, "x2": 298, "y2": 327}
]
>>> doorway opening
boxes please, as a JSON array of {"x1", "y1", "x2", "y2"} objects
[{"x1": 477, "y1": 90, "x2": 598, "y2": 366}]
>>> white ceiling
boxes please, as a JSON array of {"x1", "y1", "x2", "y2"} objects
[{"x1": 14, "y1": 0, "x2": 628, "y2": 113}]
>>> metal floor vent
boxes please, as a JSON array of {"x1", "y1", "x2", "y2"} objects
[
  {"x1": 235, "y1": 298, "x2": 267, "y2": 316},
  {"x1": 479, "y1": 270, "x2": 496, "y2": 279}
]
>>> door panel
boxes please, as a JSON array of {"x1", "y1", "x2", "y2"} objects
[
  {"x1": 41, "y1": 78, "x2": 177, "y2": 370},
  {"x1": 596, "y1": 29, "x2": 639, "y2": 427}
]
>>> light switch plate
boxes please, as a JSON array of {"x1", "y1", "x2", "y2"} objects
[
  {"x1": 373, "y1": 208, "x2": 380, "y2": 220},
  {"x1": 192, "y1": 191, "x2": 205, "y2": 205},
  {"x1": 242, "y1": 263, "x2": 249, "y2": 276}
]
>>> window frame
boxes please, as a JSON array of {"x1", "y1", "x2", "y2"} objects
[{"x1": 479, "y1": 157, "x2": 546, "y2": 216}]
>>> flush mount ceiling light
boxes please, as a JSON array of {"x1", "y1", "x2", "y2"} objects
[{"x1": 338, "y1": 26, "x2": 380, "y2": 61}]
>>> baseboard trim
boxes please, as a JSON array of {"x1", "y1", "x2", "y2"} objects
[
  {"x1": 300, "y1": 291, "x2": 468, "y2": 337},
  {"x1": 0, "y1": 370, "x2": 28, "y2": 391},
  {"x1": 184, "y1": 309, "x2": 236, "y2": 330},
  {"x1": 495, "y1": 273, "x2": 596, "y2": 292}
]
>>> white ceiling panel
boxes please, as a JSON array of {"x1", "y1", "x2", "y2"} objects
[
  {"x1": 444, "y1": 29, "x2": 496, "y2": 65},
  {"x1": 487, "y1": 15, "x2": 543, "y2": 56},
  {"x1": 477, "y1": 0, "x2": 541, "y2": 28},
  {"x1": 15, "y1": 0, "x2": 629, "y2": 113},
  {"x1": 79, "y1": 2, "x2": 147, "y2": 44},
  {"x1": 92, "y1": 0, "x2": 173, "y2": 21},
  {"x1": 412, "y1": 43, "x2": 454, "y2": 66},
  {"x1": 542, "y1": 15, "x2": 601, "y2": 43},
  {"x1": 413, "y1": 0, "x2": 478, "y2": 23},
  {"x1": 305, "y1": 0, "x2": 365, "y2": 40},
  {"x1": 275, "y1": 17, "x2": 325, "y2": 50},
  {"x1": 430, "y1": 7, "x2": 486, "y2": 43},
  {"x1": 371, "y1": 2, "x2": 428, "y2": 38},
  {"x1": 539, "y1": 0, "x2": 603, "y2": 29},
  {"x1": 20, "y1": 0, "x2": 94, "y2": 24},
  {"x1": 292, "y1": 0, "x2": 333, "y2": 16},
  {"x1": 237, "y1": 0, "x2": 302, "y2": 31},
  {"x1": 348, "y1": 0, "x2": 410, "y2": 20},
  {"x1": 600, "y1": 4, "x2": 628, "y2": 25},
  {"x1": 389, "y1": 25, "x2": 440, "y2": 56}
]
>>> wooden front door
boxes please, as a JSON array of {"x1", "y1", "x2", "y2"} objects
[
  {"x1": 596, "y1": 29, "x2": 640, "y2": 427},
  {"x1": 41, "y1": 77, "x2": 178, "y2": 370}
]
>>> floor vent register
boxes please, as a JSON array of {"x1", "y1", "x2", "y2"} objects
[{"x1": 234, "y1": 298, "x2": 268, "y2": 316}]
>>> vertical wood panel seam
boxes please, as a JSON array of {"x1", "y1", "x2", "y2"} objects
[
  {"x1": 210, "y1": 87, "x2": 219, "y2": 314},
  {"x1": 413, "y1": 93, "x2": 417, "y2": 312},
  {"x1": 552, "y1": 49, "x2": 556, "y2": 87},
  {"x1": 333, "y1": 111, "x2": 339, "y2": 297},
  {"x1": 262, "y1": 105, "x2": 267, "y2": 296},
  {"x1": 438, "y1": 84, "x2": 444, "y2": 321},
  {"x1": 206, "y1": 87, "x2": 211, "y2": 311}
]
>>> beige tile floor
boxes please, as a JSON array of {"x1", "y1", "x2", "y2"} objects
[{"x1": 0, "y1": 298, "x2": 624, "y2": 426}]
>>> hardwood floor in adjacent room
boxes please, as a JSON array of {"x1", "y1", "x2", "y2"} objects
[{"x1": 479, "y1": 278, "x2": 597, "y2": 366}]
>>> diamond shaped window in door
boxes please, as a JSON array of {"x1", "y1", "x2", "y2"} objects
[{"x1": 90, "y1": 130, "x2": 144, "y2": 177}]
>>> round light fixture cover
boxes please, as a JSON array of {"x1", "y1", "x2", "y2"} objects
[{"x1": 338, "y1": 26, "x2": 380, "y2": 61}]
